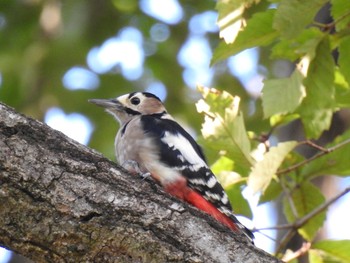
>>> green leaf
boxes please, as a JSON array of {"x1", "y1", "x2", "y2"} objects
[
  {"x1": 273, "y1": 0, "x2": 329, "y2": 39},
  {"x1": 338, "y1": 36, "x2": 350, "y2": 86},
  {"x1": 226, "y1": 183, "x2": 252, "y2": 218},
  {"x1": 308, "y1": 249, "x2": 325, "y2": 263},
  {"x1": 269, "y1": 113, "x2": 299, "y2": 127},
  {"x1": 248, "y1": 141, "x2": 297, "y2": 193},
  {"x1": 211, "y1": 155, "x2": 235, "y2": 174},
  {"x1": 313, "y1": 240, "x2": 350, "y2": 263},
  {"x1": 283, "y1": 182, "x2": 326, "y2": 241},
  {"x1": 258, "y1": 179, "x2": 282, "y2": 204},
  {"x1": 271, "y1": 28, "x2": 324, "y2": 61},
  {"x1": 335, "y1": 69, "x2": 350, "y2": 108},
  {"x1": 212, "y1": 9, "x2": 278, "y2": 64},
  {"x1": 216, "y1": 0, "x2": 244, "y2": 44},
  {"x1": 262, "y1": 69, "x2": 306, "y2": 118},
  {"x1": 196, "y1": 86, "x2": 254, "y2": 176},
  {"x1": 211, "y1": 156, "x2": 252, "y2": 218},
  {"x1": 301, "y1": 129, "x2": 350, "y2": 179},
  {"x1": 297, "y1": 37, "x2": 336, "y2": 139},
  {"x1": 331, "y1": 0, "x2": 350, "y2": 32}
]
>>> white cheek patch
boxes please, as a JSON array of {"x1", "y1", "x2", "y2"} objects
[{"x1": 161, "y1": 132, "x2": 207, "y2": 167}]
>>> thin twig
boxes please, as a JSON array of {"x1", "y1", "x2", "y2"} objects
[
  {"x1": 274, "y1": 186, "x2": 350, "y2": 254},
  {"x1": 281, "y1": 242, "x2": 311, "y2": 262},
  {"x1": 251, "y1": 229, "x2": 278, "y2": 242},
  {"x1": 276, "y1": 228, "x2": 295, "y2": 255},
  {"x1": 255, "y1": 223, "x2": 293, "y2": 231},
  {"x1": 281, "y1": 178, "x2": 299, "y2": 218},
  {"x1": 312, "y1": 10, "x2": 350, "y2": 31},
  {"x1": 258, "y1": 187, "x2": 350, "y2": 232},
  {"x1": 277, "y1": 138, "x2": 350, "y2": 175},
  {"x1": 295, "y1": 186, "x2": 350, "y2": 228},
  {"x1": 302, "y1": 140, "x2": 328, "y2": 152}
]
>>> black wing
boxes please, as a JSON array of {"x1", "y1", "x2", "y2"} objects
[{"x1": 140, "y1": 114, "x2": 232, "y2": 212}]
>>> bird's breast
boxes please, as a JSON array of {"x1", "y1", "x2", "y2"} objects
[{"x1": 115, "y1": 120, "x2": 156, "y2": 173}]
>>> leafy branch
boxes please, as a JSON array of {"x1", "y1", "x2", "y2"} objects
[
  {"x1": 277, "y1": 138, "x2": 350, "y2": 176},
  {"x1": 312, "y1": 10, "x2": 350, "y2": 32},
  {"x1": 277, "y1": 186, "x2": 350, "y2": 254},
  {"x1": 255, "y1": 186, "x2": 350, "y2": 254},
  {"x1": 281, "y1": 242, "x2": 311, "y2": 262},
  {"x1": 210, "y1": 1, "x2": 350, "y2": 261},
  {"x1": 198, "y1": 87, "x2": 350, "y2": 262}
]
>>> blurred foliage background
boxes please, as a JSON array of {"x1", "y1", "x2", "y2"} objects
[
  {"x1": 0, "y1": 0, "x2": 259, "y2": 261},
  {"x1": 1, "y1": 0, "x2": 350, "y2": 262},
  {"x1": 0, "y1": 0, "x2": 262, "y2": 160}
]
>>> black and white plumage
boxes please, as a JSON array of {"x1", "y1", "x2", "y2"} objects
[{"x1": 89, "y1": 92, "x2": 253, "y2": 242}]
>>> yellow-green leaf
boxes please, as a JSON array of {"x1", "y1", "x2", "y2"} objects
[
  {"x1": 297, "y1": 37, "x2": 336, "y2": 139},
  {"x1": 248, "y1": 141, "x2": 297, "y2": 193},
  {"x1": 226, "y1": 182, "x2": 252, "y2": 218},
  {"x1": 211, "y1": 156, "x2": 252, "y2": 218},
  {"x1": 308, "y1": 249, "x2": 324, "y2": 263},
  {"x1": 334, "y1": 69, "x2": 350, "y2": 108},
  {"x1": 313, "y1": 240, "x2": 350, "y2": 263},
  {"x1": 196, "y1": 86, "x2": 254, "y2": 176},
  {"x1": 212, "y1": 9, "x2": 278, "y2": 64},
  {"x1": 258, "y1": 179, "x2": 282, "y2": 204},
  {"x1": 283, "y1": 182, "x2": 326, "y2": 241},
  {"x1": 216, "y1": 0, "x2": 245, "y2": 44},
  {"x1": 273, "y1": 0, "x2": 328, "y2": 39},
  {"x1": 338, "y1": 36, "x2": 350, "y2": 86},
  {"x1": 262, "y1": 69, "x2": 306, "y2": 118},
  {"x1": 330, "y1": 0, "x2": 350, "y2": 32},
  {"x1": 271, "y1": 27, "x2": 324, "y2": 61},
  {"x1": 301, "y1": 129, "x2": 350, "y2": 179}
]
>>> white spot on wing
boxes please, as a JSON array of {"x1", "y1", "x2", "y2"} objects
[
  {"x1": 218, "y1": 206, "x2": 232, "y2": 216},
  {"x1": 161, "y1": 131, "x2": 207, "y2": 167},
  {"x1": 175, "y1": 164, "x2": 204, "y2": 172},
  {"x1": 205, "y1": 191, "x2": 221, "y2": 201},
  {"x1": 221, "y1": 194, "x2": 229, "y2": 204},
  {"x1": 207, "y1": 176, "x2": 217, "y2": 188},
  {"x1": 190, "y1": 178, "x2": 207, "y2": 185}
]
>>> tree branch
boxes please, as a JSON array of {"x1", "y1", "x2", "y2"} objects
[
  {"x1": 277, "y1": 138, "x2": 350, "y2": 175},
  {"x1": 0, "y1": 103, "x2": 280, "y2": 263},
  {"x1": 260, "y1": 186, "x2": 350, "y2": 233},
  {"x1": 258, "y1": 186, "x2": 350, "y2": 254}
]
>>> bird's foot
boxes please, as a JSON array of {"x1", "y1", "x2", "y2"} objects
[{"x1": 122, "y1": 160, "x2": 151, "y2": 179}]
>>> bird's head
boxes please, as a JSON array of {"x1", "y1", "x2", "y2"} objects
[{"x1": 89, "y1": 92, "x2": 167, "y2": 125}]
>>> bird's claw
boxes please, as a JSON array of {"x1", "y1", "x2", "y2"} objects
[{"x1": 122, "y1": 160, "x2": 151, "y2": 179}]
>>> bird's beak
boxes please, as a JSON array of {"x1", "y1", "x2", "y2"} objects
[{"x1": 88, "y1": 99, "x2": 123, "y2": 110}]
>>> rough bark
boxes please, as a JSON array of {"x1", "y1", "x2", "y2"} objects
[{"x1": 0, "y1": 102, "x2": 281, "y2": 263}]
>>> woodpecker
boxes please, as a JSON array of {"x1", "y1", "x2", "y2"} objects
[{"x1": 89, "y1": 92, "x2": 254, "y2": 242}]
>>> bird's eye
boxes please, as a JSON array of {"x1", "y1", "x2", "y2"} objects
[{"x1": 130, "y1": 97, "x2": 140, "y2": 105}]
